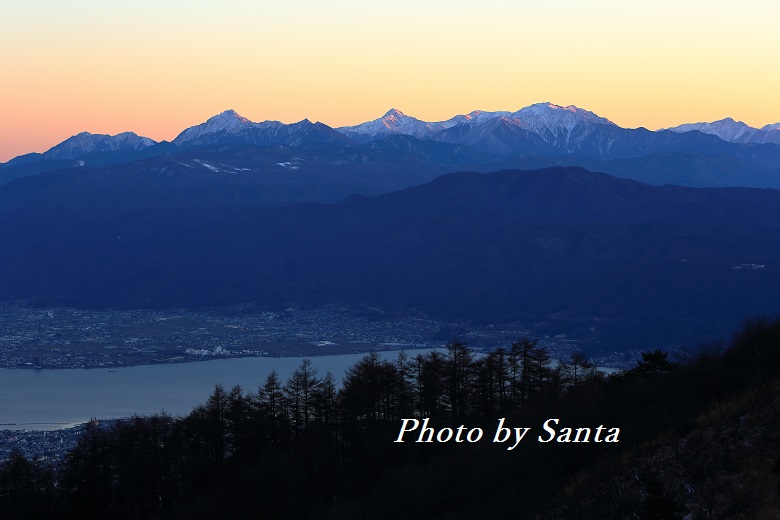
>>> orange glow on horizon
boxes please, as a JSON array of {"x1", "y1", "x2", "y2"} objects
[{"x1": 2, "y1": 1, "x2": 779, "y2": 162}]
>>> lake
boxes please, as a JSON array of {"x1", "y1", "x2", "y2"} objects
[{"x1": 0, "y1": 350, "x2": 432, "y2": 430}]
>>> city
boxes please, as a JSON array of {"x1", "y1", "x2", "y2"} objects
[
  {"x1": 0, "y1": 303, "x2": 640, "y2": 464},
  {"x1": 0, "y1": 303, "x2": 637, "y2": 371}
]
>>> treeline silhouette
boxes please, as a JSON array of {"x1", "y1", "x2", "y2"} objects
[{"x1": 3, "y1": 319, "x2": 780, "y2": 519}]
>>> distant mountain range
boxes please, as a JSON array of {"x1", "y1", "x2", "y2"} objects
[
  {"x1": 337, "y1": 103, "x2": 615, "y2": 144},
  {"x1": 0, "y1": 102, "x2": 779, "y2": 211},
  {"x1": 666, "y1": 117, "x2": 780, "y2": 144},
  {"x1": 7, "y1": 102, "x2": 780, "y2": 163},
  {"x1": 2, "y1": 102, "x2": 779, "y2": 193}
]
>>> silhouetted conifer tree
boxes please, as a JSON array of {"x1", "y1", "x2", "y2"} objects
[
  {"x1": 446, "y1": 341, "x2": 474, "y2": 422},
  {"x1": 285, "y1": 359, "x2": 320, "y2": 432},
  {"x1": 0, "y1": 451, "x2": 54, "y2": 519}
]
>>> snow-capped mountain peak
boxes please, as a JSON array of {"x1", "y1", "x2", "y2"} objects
[
  {"x1": 338, "y1": 109, "x2": 439, "y2": 141},
  {"x1": 663, "y1": 117, "x2": 780, "y2": 144},
  {"x1": 173, "y1": 110, "x2": 283, "y2": 146},
  {"x1": 337, "y1": 102, "x2": 616, "y2": 146},
  {"x1": 379, "y1": 109, "x2": 420, "y2": 131},
  {"x1": 383, "y1": 108, "x2": 406, "y2": 119},
  {"x1": 42, "y1": 131, "x2": 157, "y2": 160},
  {"x1": 11, "y1": 102, "x2": 780, "y2": 166},
  {"x1": 174, "y1": 110, "x2": 252, "y2": 143},
  {"x1": 213, "y1": 109, "x2": 251, "y2": 125},
  {"x1": 439, "y1": 110, "x2": 511, "y2": 127},
  {"x1": 510, "y1": 102, "x2": 616, "y2": 133},
  {"x1": 666, "y1": 117, "x2": 757, "y2": 143}
]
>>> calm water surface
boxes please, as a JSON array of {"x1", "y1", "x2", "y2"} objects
[{"x1": 0, "y1": 351, "x2": 435, "y2": 430}]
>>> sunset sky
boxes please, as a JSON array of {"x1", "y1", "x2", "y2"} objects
[{"x1": 2, "y1": 0, "x2": 779, "y2": 162}]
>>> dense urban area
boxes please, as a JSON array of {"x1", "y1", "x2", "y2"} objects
[
  {"x1": 0, "y1": 303, "x2": 637, "y2": 370},
  {"x1": 0, "y1": 304, "x2": 450, "y2": 369},
  {"x1": 0, "y1": 421, "x2": 111, "y2": 467}
]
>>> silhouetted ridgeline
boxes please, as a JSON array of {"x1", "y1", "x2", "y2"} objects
[
  {"x1": 3, "y1": 318, "x2": 780, "y2": 518},
  {"x1": 4, "y1": 168, "x2": 780, "y2": 350}
]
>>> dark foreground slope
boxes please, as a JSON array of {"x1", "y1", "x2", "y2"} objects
[
  {"x1": 3, "y1": 167, "x2": 780, "y2": 348},
  {"x1": 3, "y1": 318, "x2": 780, "y2": 519}
]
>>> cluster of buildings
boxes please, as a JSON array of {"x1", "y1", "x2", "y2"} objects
[{"x1": 0, "y1": 423, "x2": 96, "y2": 466}]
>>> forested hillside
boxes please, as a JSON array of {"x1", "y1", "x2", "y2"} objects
[{"x1": 5, "y1": 168, "x2": 780, "y2": 351}]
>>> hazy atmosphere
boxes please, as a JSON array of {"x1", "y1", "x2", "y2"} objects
[{"x1": 3, "y1": 0, "x2": 780, "y2": 161}]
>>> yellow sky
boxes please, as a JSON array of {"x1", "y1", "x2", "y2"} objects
[{"x1": 2, "y1": 0, "x2": 779, "y2": 162}]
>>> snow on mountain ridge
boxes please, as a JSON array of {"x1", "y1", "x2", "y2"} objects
[
  {"x1": 509, "y1": 102, "x2": 616, "y2": 134},
  {"x1": 173, "y1": 109, "x2": 283, "y2": 145},
  {"x1": 11, "y1": 104, "x2": 780, "y2": 165},
  {"x1": 339, "y1": 103, "x2": 614, "y2": 144},
  {"x1": 666, "y1": 117, "x2": 756, "y2": 142},
  {"x1": 339, "y1": 108, "x2": 517, "y2": 142},
  {"x1": 439, "y1": 110, "x2": 512, "y2": 128},
  {"x1": 338, "y1": 108, "x2": 449, "y2": 140},
  {"x1": 666, "y1": 117, "x2": 780, "y2": 144},
  {"x1": 42, "y1": 131, "x2": 157, "y2": 160}
]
